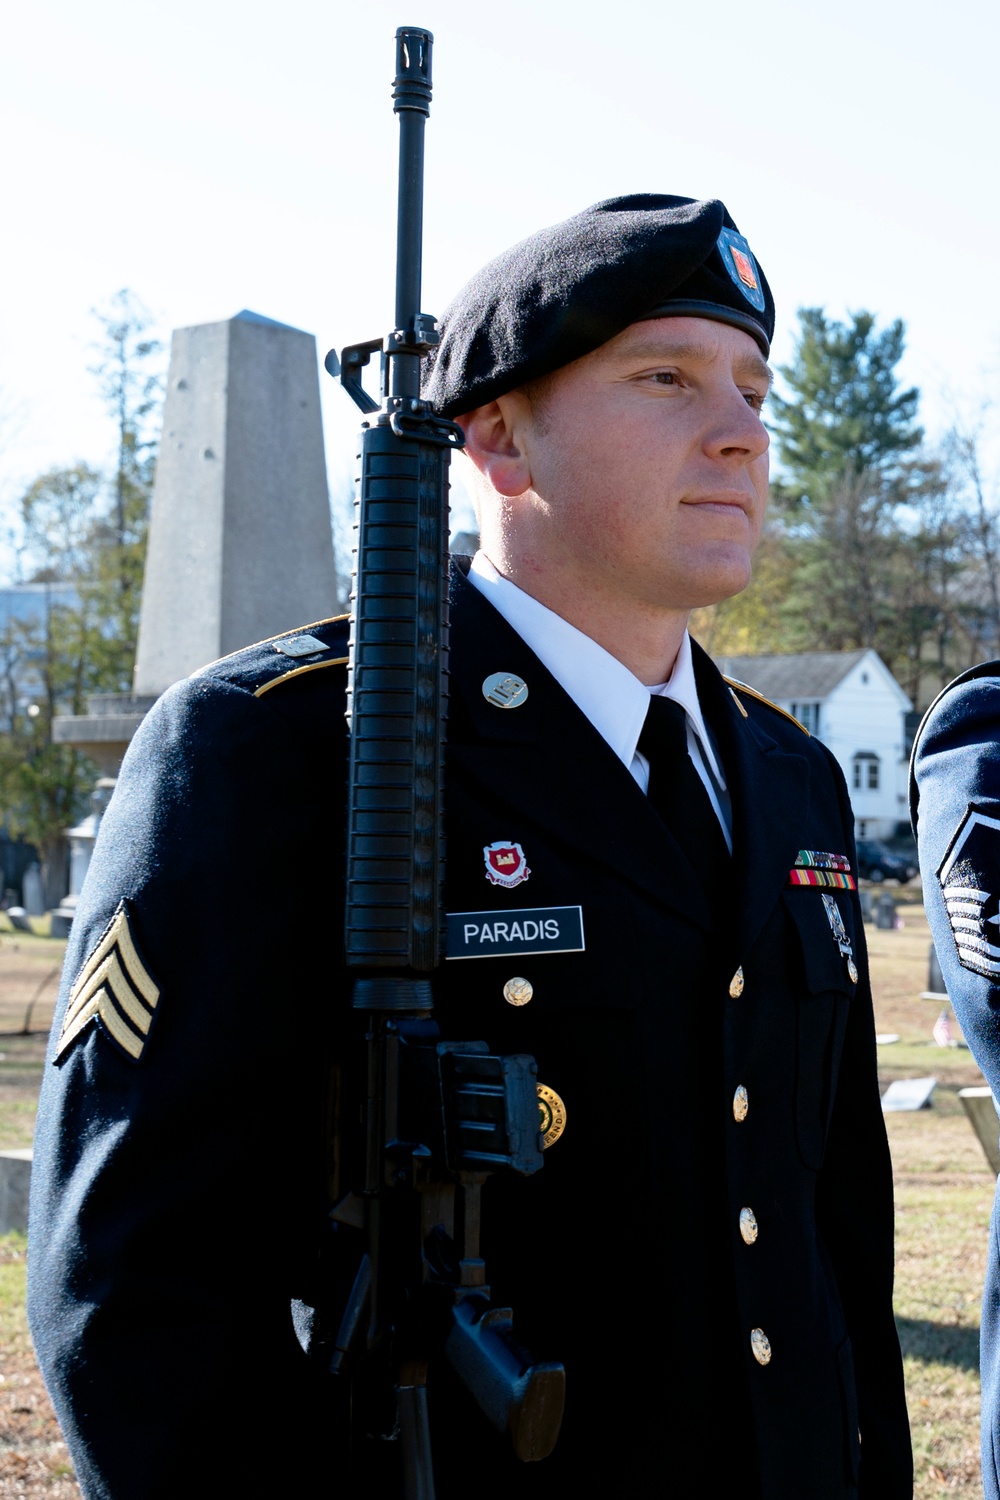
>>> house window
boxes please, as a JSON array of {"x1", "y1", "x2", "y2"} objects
[
  {"x1": 790, "y1": 701, "x2": 820, "y2": 735},
  {"x1": 852, "y1": 752, "x2": 880, "y2": 791}
]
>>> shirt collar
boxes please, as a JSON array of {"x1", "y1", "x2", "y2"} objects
[
  {"x1": 468, "y1": 551, "x2": 724, "y2": 785},
  {"x1": 652, "y1": 632, "x2": 727, "y2": 788}
]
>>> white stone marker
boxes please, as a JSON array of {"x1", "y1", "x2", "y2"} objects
[
  {"x1": 134, "y1": 310, "x2": 338, "y2": 697},
  {"x1": 0, "y1": 1149, "x2": 32, "y2": 1234}
]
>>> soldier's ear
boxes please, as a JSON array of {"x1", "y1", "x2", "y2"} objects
[{"x1": 455, "y1": 395, "x2": 534, "y2": 498}]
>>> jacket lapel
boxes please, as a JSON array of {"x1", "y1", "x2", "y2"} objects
[
  {"x1": 693, "y1": 642, "x2": 811, "y2": 960},
  {"x1": 448, "y1": 567, "x2": 714, "y2": 932}
]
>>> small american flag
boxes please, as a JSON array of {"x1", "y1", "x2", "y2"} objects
[{"x1": 932, "y1": 1009, "x2": 953, "y2": 1049}]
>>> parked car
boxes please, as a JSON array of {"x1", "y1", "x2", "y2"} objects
[{"x1": 855, "y1": 839, "x2": 917, "y2": 884}]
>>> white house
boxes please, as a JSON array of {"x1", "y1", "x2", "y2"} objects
[{"x1": 714, "y1": 649, "x2": 913, "y2": 839}]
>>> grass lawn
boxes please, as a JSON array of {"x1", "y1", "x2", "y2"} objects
[{"x1": 1, "y1": 894, "x2": 998, "y2": 1494}]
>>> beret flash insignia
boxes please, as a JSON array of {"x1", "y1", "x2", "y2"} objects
[
  {"x1": 716, "y1": 227, "x2": 767, "y2": 313},
  {"x1": 938, "y1": 808, "x2": 1000, "y2": 980},
  {"x1": 55, "y1": 901, "x2": 161, "y2": 1063}
]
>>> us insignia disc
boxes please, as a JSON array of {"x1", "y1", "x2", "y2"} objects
[
  {"x1": 482, "y1": 672, "x2": 528, "y2": 709},
  {"x1": 537, "y1": 1084, "x2": 567, "y2": 1148}
]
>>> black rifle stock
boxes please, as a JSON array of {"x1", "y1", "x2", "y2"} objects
[{"x1": 325, "y1": 27, "x2": 565, "y2": 1497}]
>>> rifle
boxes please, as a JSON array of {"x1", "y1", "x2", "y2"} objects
[{"x1": 324, "y1": 26, "x2": 565, "y2": 1498}]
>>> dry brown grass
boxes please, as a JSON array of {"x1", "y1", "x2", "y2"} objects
[
  {"x1": 0, "y1": 1234, "x2": 77, "y2": 1498},
  {"x1": 0, "y1": 924, "x2": 79, "y2": 1497},
  {"x1": 1, "y1": 893, "x2": 999, "y2": 1494}
]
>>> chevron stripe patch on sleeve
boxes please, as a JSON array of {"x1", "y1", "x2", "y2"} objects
[{"x1": 56, "y1": 902, "x2": 161, "y2": 1063}]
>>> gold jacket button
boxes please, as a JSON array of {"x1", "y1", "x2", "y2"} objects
[
  {"x1": 733, "y1": 1085, "x2": 749, "y2": 1122},
  {"x1": 750, "y1": 1328, "x2": 772, "y2": 1366},
  {"x1": 537, "y1": 1084, "x2": 567, "y2": 1148},
  {"x1": 739, "y1": 1207, "x2": 758, "y2": 1245},
  {"x1": 503, "y1": 977, "x2": 533, "y2": 1006},
  {"x1": 729, "y1": 967, "x2": 745, "y2": 999}
]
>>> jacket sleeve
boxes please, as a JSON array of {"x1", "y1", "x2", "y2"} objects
[
  {"x1": 27, "y1": 672, "x2": 346, "y2": 1498},
  {"x1": 814, "y1": 742, "x2": 913, "y2": 1497},
  {"x1": 912, "y1": 670, "x2": 1000, "y2": 1087}
]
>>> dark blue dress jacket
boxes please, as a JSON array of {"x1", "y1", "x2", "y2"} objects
[
  {"x1": 27, "y1": 566, "x2": 911, "y2": 1498},
  {"x1": 911, "y1": 661, "x2": 1000, "y2": 1500}
]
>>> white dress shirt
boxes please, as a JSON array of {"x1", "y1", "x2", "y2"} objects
[{"x1": 467, "y1": 552, "x2": 733, "y2": 850}]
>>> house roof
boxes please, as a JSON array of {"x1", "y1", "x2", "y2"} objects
[{"x1": 715, "y1": 649, "x2": 871, "y2": 701}]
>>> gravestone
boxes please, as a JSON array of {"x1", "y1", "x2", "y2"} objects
[
  {"x1": 881, "y1": 1077, "x2": 936, "y2": 1112},
  {"x1": 959, "y1": 1087, "x2": 1000, "y2": 1175},
  {"x1": 22, "y1": 863, "x2": 44, "y2": 917},
  {"x1": 875, "y1": 892, "x2": 897, "y2": 930},
  {"x1": 0, "y1": 1149, "x2": 31, "y2": 1233}
]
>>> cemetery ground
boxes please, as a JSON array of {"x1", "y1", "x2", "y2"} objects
[{"x1": 0, "y1": 901, "x2": 996, "y2": 1496}]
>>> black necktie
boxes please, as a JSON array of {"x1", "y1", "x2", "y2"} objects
[{"x1": 638, "y1": 695, "x2": 730, "y2": 886}]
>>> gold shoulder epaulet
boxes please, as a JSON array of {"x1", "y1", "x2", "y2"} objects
[
  {"x1": 191, "y1": 614, "x2": 350, "y2": 697},
  {"x1": 724, "y1": 677, "x2": 810, "y2": 736},
  {"x1": 253, "y1": 653, "x2": 348, "y2": 698}
]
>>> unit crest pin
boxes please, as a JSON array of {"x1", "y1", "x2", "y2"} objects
[{"x1": 484, "y1": 841, "x2": 530, "y2": 889}]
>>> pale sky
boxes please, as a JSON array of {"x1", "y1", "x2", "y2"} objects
[{"x1": 1, "y1": 0, "x2": 997, "y2": 574}]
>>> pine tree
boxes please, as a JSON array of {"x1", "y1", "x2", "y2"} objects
[{"x1": 770, "y1": 309, "x2": 923, "y2": 509}]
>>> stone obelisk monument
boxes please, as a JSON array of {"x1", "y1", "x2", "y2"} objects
[
  {"x1": 52, "y1": 310, "x2": 338, "y2": 901},
  {"x1": 134, "y1": 309, "x2": 337, "y2": 694}
]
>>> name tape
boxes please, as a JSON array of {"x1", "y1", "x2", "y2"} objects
[{"x1": 446, "y1": 905, "x2": 585, "y2": 960}]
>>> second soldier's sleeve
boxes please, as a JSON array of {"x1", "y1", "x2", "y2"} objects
[
  {"x1": 911, "y1": 665, "x2": 1000, "y2": 1500},
  {"x1": 913, "y1": 669, "x2": 1000, "y2": 1084}
]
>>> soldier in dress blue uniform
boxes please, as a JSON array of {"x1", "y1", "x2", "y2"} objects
[
  {"x1": 911, "y1": 663, "x2": 1000, "y2": 1500},
  {"x1": 27, "y1": 196, "x2": 912, "y2": 1498}
]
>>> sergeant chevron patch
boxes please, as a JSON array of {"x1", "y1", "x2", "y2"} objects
[
  {"x1": 55, "y1": 902, "x2": 160, "y2": 1063},
  {"x1": 938, "y1": 808, "x2": 1000, "y2": 979}
]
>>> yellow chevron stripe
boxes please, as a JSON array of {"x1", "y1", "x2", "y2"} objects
[
  {"x1": 56, "y1": 987, "x2": 145, "y2": 1061},
  {"x1": 57, "y1": 904, "x2": 159, "y2": 1062},
  {"x1": 113, "y1": 912, "x2": 159, "y2": 1007},
  {"x1": 56, "y1": 994, "x2": 101, "y2": 1057}
]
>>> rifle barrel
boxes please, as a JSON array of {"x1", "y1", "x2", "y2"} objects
[{"x1": 392, "y1": 27, "x2": 433, "y2": 401}]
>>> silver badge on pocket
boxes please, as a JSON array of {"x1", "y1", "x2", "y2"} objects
[{"x1": 821, "y1": 893, "x2": 858, "y2": 984}]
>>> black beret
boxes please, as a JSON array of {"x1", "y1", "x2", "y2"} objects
[{"x1": 424, "y1": 193, "x2": 774, "y2": 418}]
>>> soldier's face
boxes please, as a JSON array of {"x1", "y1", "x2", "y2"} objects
[{"x1": 493, "y1": 316, "x2": 771, "y2": 616}]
